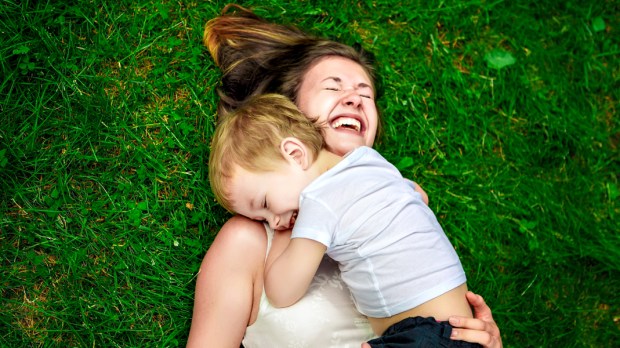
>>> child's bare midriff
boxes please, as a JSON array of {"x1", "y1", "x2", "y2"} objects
[{"x1": 368, "y1": 283, "x2": 473, "y2": 336}]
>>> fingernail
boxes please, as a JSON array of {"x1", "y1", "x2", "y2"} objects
[
  {"x1": 450, "y1": 329, "x2": 458, "y2": 338},
  {"x1": 449, "y1": 317, "x2": 459, "y2": 325}
]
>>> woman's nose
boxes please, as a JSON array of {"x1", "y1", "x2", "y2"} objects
[{"x1": 341, "y1": 88, "x2": 362, "y2": 107}]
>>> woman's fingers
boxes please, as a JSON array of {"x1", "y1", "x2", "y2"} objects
[
  {"x1": 448, "y1": 291, "x2": 502, "y2": 348},
  {"x1": 467, "y1": 291, "x2": 494, "y2": 321},
  {"x1": 449, "y1": 315, "x2": 488, "y2": 331},
  {"x1": 449, "y1": 326, "x2": 501, "y2": 348}
]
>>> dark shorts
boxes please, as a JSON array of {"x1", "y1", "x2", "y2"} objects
[{"x1": 367, "y1": 316, "x2": 482, "y2": 348}]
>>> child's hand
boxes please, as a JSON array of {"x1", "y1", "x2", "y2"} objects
[
  {"x1": 406, "y1": 179, "x2": 429, "y2": 205},
  {"x1": 412, "y1": 181, "x2": 429, "y2": 205}
]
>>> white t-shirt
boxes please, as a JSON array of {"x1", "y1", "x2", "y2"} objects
[
  {"x1": 242, "y1": 224, "x2": 375, "y2": 347},
  {"x1": 293, "y1": 146, "x2": 467, "y2": 318}
]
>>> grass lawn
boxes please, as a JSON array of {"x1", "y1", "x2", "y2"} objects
[{"x1": 1, "y1": 0, "x2": 618, "y2": 347}]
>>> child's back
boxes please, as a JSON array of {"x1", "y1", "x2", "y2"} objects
[{"x1": 291, "y1": 146, "x2": 472, "y2": 335}]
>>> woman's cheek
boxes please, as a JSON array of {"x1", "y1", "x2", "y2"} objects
[{"x1": 365, "y1": 127, "x2": 377, "y2": 147}]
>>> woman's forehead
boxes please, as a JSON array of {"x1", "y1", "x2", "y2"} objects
[{"x1": 304, "y1": 56, "x2": 372, "y2": 85}]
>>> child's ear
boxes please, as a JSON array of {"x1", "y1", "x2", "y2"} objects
[{"x1": 280, "y1": 137, "x2": 310, "y2": 169}]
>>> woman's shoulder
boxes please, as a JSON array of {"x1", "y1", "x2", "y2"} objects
[
  {"x1": 188, "y1": 216, "x2": 268, "y2": 347},
  {"x1": 211, "y1": 215, "x2": 267, "y2": 250},
  {"x1": 202, "y1": 215, "x2": 268, "y2": 272}
]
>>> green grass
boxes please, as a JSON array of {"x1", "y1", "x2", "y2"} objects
[{"x1": 1, "y1": 0, "x2": 618, "y2": 347}]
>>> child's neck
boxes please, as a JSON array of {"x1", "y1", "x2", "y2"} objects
[{"x1": 309, "y1": 148, "x2": 344, "y2": 178}]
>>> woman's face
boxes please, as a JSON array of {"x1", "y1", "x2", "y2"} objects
[{"x1": 296, "y1": 56, "x2": 378, "y2": 156}]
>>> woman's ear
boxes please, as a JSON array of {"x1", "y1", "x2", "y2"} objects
[{"x1": 280, "y1": 137, "x2": 311, "y2": 169}]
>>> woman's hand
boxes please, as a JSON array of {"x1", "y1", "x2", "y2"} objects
[
  {"x1": 412, "y1": 181, "x2": 429, "y2": 205},
  {"x1": 449, "y1": 291, "x2": 502, "y2": 348},
  {"x1": 405, "y1": 179, "x2": 429, "y2": 205}
]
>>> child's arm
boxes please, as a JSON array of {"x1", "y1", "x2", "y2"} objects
[{"x1": 264, "y1": 237, "x2": 327, "y2": 308}]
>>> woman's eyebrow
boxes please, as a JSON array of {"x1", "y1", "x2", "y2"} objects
[
  {"x1": 321, "y1": 76, "x2": 341, "y2": 83},
  {"x1": 321, "y1": 76, "x2": 371, "y2": 88}
]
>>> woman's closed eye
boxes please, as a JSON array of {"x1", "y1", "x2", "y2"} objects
[
  {"x1": 358, "y1": 86, "x2": 374, "y2": 99},
  {"x1": 325, "y1": 86, "x2": 373, "y2": 99}
]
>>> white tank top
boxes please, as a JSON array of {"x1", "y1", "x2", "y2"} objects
[{"x1": 242, "y1": 224, "x2": 375, "y2": 347}]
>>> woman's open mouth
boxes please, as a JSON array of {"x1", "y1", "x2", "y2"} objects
[{"x1": 330, "y1": 115, "x2": 363, "y2": 133}]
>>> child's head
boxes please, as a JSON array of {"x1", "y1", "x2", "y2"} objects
[{"x1": 208, "y1": 94, "x2": 324, "y2": 217}]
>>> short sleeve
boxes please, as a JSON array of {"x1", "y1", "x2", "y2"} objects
[{"x1": 292, "y1": 196, "x2": 338, "y2": 248}]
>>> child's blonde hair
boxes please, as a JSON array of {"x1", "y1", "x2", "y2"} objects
[{"x1": 208, "y1": 94, "x2": 324, "y2": 212}]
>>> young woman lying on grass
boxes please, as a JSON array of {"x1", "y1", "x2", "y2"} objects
[
  {"x1": 187, "y1": 4, "x2": 502, "y2": 348},
  {"x1": 208, "y1": 93, "x2": 481, "y2": 347}
]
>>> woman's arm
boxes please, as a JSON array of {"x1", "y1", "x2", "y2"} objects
[
  {"x1": 187, "y1": 216, "x2": 267, "y2": 348},
  {"x1": 449, "y1": 291, "x2": 503, "y2": 348}
]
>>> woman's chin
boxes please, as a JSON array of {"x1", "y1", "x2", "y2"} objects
[{"x1": 327, "y1": 138, "x2": 367, "y2": 157}]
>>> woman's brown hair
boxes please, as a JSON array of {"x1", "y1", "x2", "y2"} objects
[{"x1": 204, "y1": 4, "x2": 379, "y2": 117}]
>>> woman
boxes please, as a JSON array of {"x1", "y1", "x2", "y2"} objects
[{"x1": 187, "y1": 5, "x2": 502, "y2": 348}]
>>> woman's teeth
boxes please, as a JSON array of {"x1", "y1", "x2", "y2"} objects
[{"x1": 331, "y1": 117, "x2": 361, "y2": 132}]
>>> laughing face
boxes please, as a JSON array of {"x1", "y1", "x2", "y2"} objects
[
  {"x1": 228, "y1": 161, "x2": 310, "y2": 231},
  {"x1": 296, "y1": 56, "x2": 379, "y2": 156}
]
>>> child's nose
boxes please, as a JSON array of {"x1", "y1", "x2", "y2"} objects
[
  {"x1": 270, "y1": 215, "x2": 289, "y2": 230},
  {"x1": 269, "y1": 215, "x2": 280, "y2": 230}
]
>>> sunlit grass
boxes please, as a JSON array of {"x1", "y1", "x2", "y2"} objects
[{"x1": 1, "y1": 1, "x2": 618, "y2": 347}]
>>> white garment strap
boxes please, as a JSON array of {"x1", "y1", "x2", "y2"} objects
[{"x1": 263, "y1": 222, "x2": 274, "y2": 262}]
